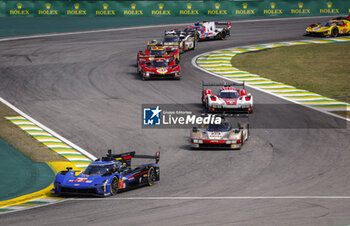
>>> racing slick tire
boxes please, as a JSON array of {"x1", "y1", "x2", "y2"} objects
[
  {"x1": 217, "y1": 31, "x2": 227, "y2": 40},
  {"x1": 221, "y1": 31, "x2": 227, "y2": 40},
  {"x1": 331, "y1": 27, "x2": 339, "y2": 37},
  {"x1": 238, "y1": 123, "x2": 249, "y2": 141},
  {"x1": 205, "y1": 101, "x2": 210, "y2": 111},
  {"x1": 111, "y1": 176, "x2": 119, "y2": 195},
  {"x1": 180, "y1": 43, "x2": 185, "y2": 54},
  {"x1": 147, "y1": 167, "x2": 157, "y2": 186},
  {"x1": 193, "y1": 40, "x2": 197, "y2": 50},
  {"x1": 201, "y1": 96, "x2": 205, "y2": 106}
]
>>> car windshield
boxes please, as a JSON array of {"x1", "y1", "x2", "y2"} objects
[
  {"x1": 152, "y1": 61, "x2": 168, "y2": 67},
  {"x1": 184, "y1": 28, "x2": 195, "y2": 33},
  {"x1": 163, "y1": 37, "x2": 179, "y2": 43},
  {"x1": 150, "y1": 49, "x2": 165, "y2": 56},
  {"x1": 219, "y1": 91, "x2": 239, "y2": 98},
  {"x1": 83, "y1": 164, "x2": 115, "y2": 176},
  {"x1": 324, "y1": 21, "x2": 336, "y2": 27},
  {"x1": 207, "y1": 122, "x2": 231, "y2": 132}
]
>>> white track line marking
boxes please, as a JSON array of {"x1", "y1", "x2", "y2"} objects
[
  {"x1": 71, "y1": 196, "x2": 350, "y2": 201},
  {"x1": 0, "y1": 97, "x2": 97, "y2": 160},
  {"x1": 0, "y1": 16, "x2": 333, "y2": 43}
]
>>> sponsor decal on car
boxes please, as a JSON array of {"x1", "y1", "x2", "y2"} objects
[
  {"x1": 75, "y1": 178, "x2": 87, "y2": 182},
  {"x1": 157, "y1": 68, "x2": 168, "y2": 74}
]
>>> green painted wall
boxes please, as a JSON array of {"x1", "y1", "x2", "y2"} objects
[
  {"x1": 0, "y1": 0, "x2": 349, "y2": 17},
  {"x1": 0, "y1": 138, "x2": 54, "y2": 201}
]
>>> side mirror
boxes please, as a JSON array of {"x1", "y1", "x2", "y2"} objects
[
  {"x1": 156, "y1": 151, "x2": 160, "y2": 164},
  {"x1": 66, "y1": 167, "x2": 72, "y2": 171}
]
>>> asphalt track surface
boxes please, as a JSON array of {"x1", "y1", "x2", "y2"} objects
[{"x1": 1, "y1": 17, "x2": 350, "y2": 225}]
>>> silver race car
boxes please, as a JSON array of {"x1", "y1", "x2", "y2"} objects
[{"x1": 190, "y1": 117, "x2": 249, "y2": 150}]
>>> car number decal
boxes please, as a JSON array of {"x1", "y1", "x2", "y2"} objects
[
  {"x1": 157, "y1": 68, "x2": 168, "y2": 74},
  {"x1": 75, "y1": 178, "x2": 87, "y2": 182}
]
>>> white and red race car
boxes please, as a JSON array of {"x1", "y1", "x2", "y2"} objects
[
  {"x1": 202, "y1": 82, "x2": 253, "y2": 113},
  {"x1": 194, "y1": 21, "x2": 231, "y2": 41}
]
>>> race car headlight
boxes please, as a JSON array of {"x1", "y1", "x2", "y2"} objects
[
  {"x1": 146, "y1": 72, "x2": 150, "y2": 76},
  {"x1": 226, "y1": 140, "x2": 237, "y2": 144},
  {"x1": 192, "y1": 139, "x2": 203, "y2": 144}
]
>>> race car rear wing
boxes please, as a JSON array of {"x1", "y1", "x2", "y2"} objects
[
  {"x1": 103, "y1": 150, "x2": 160, "y2": 166},
  {"x1": 215, "y1": 21, "x2": 232, "y2": 29},
  {"x1": 202, "y1": 81, "x2": 245, "y2": 90},
  {"x1": 139, "y1": 54, "x2": 172, "y2": 59},
  {"x1": 162, "y1": 43, "x2": 179, "y2": 47}
]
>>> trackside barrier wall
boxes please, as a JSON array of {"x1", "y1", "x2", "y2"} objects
[{"x1": 0, "y1": 0, "x2": 349, "y2": 17}]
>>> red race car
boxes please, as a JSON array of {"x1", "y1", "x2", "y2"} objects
[
  {"x1": 138, "y1": 58, "x2": 181, "y2": 80},
  {"x1": 137, "y1": 42, "x2": 180, "y2": 66}
]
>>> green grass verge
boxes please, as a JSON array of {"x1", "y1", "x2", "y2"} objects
[
  {"x1": 231, "y1": 43, "x2": 350, "y2": 103},
  {"x1": 0, "y1": 102, "x2": 67, "y2": 162}
]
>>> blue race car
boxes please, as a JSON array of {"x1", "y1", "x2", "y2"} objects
[{"x1": 53, "y1": 150, "x2": 160, "y2": 196}]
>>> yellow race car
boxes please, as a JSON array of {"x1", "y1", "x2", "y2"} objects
[{"x1": 305, "y1": 15, "x2": 350, "y2": 37}]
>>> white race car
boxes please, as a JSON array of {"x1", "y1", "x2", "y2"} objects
[
  {"x1": 202, "y1": 82, "x2": 253, "y2": 113},
  {"x1": 164, "y1": 29, "x2": 197, "y2": 53},
  {"x1": 190, "y1": 117, "x2": 249, "y2": 150}
]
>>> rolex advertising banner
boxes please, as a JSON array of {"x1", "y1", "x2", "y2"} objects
[
  {"x1": 5, "y1": 0, "x2": 34, "y2": 16},
  {"x1": 0, "y1": 0, "x2": 349, "y2": 18},
  {"x1": 63, "y1": 1, "x2": 91, "y2": 16},
  {"x1": 35, "y1": 1, "x2": 64, "y2": 16}
]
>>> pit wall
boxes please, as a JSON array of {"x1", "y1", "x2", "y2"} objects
[{"x1": 1, "y1": 0, "x2": 349, "y2": 17}]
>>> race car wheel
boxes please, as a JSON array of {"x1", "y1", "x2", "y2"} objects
[
  {"x1": 220, "y1": 31, "x2": 227, "y2": 40},
  {"x1": 331, "y1": 27, "x2": 339, "y2": 37},
  {"x1": 246, "y1": 125, "x2": 250, "y2": 141},
  {"x1": 147, "y1": 167, "x2": 157, "y2": 186},
  {"x1": 111, "y1": 176, "x2": 118, "y2": 195}
]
